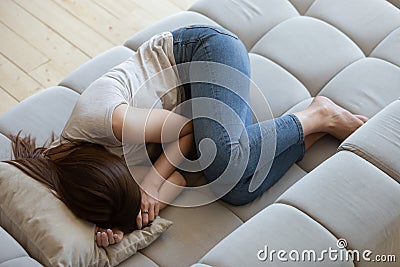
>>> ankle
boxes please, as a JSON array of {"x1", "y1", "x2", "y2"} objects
[{"x1": 294, "y1": 110, "x2": 317, "y2": 136}]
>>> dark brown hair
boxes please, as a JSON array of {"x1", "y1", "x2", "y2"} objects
[{"x1": 5, "y1": 132, "x2": 141, "y2": 234}]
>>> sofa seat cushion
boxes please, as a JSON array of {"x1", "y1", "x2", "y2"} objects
[
  {"x1": 140, "y1": 191, "x2": 243, "y2": 267},
  {"x1": 288, "y1": 0, "x2": 316, "y2": 14},
  {"x1": 189, "y1": 0, "x2": 299, "y2": 50},
  {"x1": 248, "y1": 53, "x2": 310, "y2": 121},
  {"x1": 116, "y1": 252, "x2": 158, "y2": 267},
  {"x1": 371, "y1": 27, "x2": 400, "y2": 67},
  {"x1": 277, "y1": 151, "x2": 400, "y2": 266},
  {"x1": 318, "y1": 58, "x2": 400, "y2": 118},
  {"x1": 305, "y1": 0, "x2": 400, "y2": 55},
  {"x1": 251, "y1": 16, "x2": 364, "y2": 96},
  {"x1": 0, "y1": 86, "x2": 79, "y2": 145},
  {"x1": 222, "y1": 164, "x2": 307, "y2": 221},
  {"x1": 199, "y1": 203, "x2": 354, "y2": 267},
  {"x1": 298, "y1": 135, "x2": 340, "y2": 172},
  {"x1": 339, "y1": 100, "x2": 400, "y2": 181}
]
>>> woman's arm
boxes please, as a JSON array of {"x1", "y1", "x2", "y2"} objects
[
  {"x1": 140, "y1": 130, "x2": 193, "y2": 223},
  {"x1": 112, "y1": 102, "x2": 192, "y2": 191},
  {"x1": 112, "y1": 103, "x2": 193, "y2": 226},
  {"x1": 130, "y1": 166, "x2": 187, "y2": 229},
  {"x1": 112, "y1": 104, "x2": 192, "y2": 144}
]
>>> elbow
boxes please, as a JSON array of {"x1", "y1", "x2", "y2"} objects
[
  {"x1": 183, "y1": 120, "x2": 193, "y2": 136},
  {"x1": 188, "y1": 121, "x2": 194, "y2": 133}
]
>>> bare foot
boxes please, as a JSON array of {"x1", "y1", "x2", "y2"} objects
[
  {"x1": 312, "y1": 96, "x2": 365, "y2": 140},
  {"x1": 304, "y1": 132, "x2": 326, "y2": 151}
]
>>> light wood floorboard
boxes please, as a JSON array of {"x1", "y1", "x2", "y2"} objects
[{"x1": 0, "y1": 0, "x2": 197, "y2": 116}]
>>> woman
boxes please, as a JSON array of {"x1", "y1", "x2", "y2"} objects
[{"x1": 5, "y1": 25, "x2": 367, "y2": 247}]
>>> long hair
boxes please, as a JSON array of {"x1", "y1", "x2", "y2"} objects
[{"x1": 4, "y1": 132, "x2": 141, "y2": 234}]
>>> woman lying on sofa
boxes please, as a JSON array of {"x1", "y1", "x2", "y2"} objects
[{"x1": 5, "y1": 25, "x2": 367, "y2": 248}]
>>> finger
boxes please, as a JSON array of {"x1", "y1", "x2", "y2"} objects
[
  {"x1": 112, "y1": 228, "x2": 124, "y2": 243},
  {"x1": 148, "y1": 203, "x2": 155, "y2": 222},
  {"x1": 96, "y1": 232, "x2": 102, "y2": 247},
  {"x1": 154, "y1": 201, "x2": 160, "y2": 218},
  {"x1": 96, "y1": 227, "x2": 106, "y2": 233},
  {"x1": 148, "y1": 199, "x2": 156, "y2": 222},
  {"x1": 107, "y1": 229, "x2": 115, "y2": 245},
  {"x1": 142, "y1": 211, "x2": 149, "y2": 226},
  {"x1": 142, "y1": 201, "x2": 149, "y2": 215},
  {"x1": 141, "y1": 194, "x2": 148, "y2": 211},
  {"x1": 101, "y1": 232, "x2": 109, "y2": 247},
  {"x1": 136, "y1": 213, "x2": 143, "y2": 230},
  {"x1": 113, "y1": 234, "x2": 121, "y2": 243},
  {"x1": 141, "y1": 201, "x2": 149, "y2": 223}
]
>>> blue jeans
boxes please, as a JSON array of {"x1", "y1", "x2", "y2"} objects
[{"x1": 172, "y1": 25, "x2": 305, "y2": 205}]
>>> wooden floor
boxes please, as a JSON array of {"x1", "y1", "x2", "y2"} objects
[{"x1": 0, "y1": 0, "x2": 197, "y2": 115}]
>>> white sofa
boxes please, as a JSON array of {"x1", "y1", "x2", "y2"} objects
[{"x1": 1, "y1": 0, "x2": 400, "y2": 266}]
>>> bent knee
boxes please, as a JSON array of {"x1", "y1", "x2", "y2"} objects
[
  {"x1": 209, "y1": 31, "x2": 247, "y2": 55},
  {"x1": 207, "y1": 34, "x2": 250, "y2": 77},
  {"x1": 221, "y1": 190, "x2": 258, "y2": 206}
]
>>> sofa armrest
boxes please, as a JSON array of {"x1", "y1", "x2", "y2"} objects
[
  {"x1": 197, "y1": 203, "x2": 354, "y2": 267},
  {"x1": 339, "y1": 99, "x2": 400, "y2": 182},
  {"x1": 0, "y1": 227, "x2": 42, "y2": 267},
  {"x1": 59, "y1": 46, "x2": 135, "y2": 94},
  {"x1": 0, "y1": 134, "x2": 12, "y2": 161}
]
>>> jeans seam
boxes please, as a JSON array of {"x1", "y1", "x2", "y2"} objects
[
  {"x1": 173, "y1": 27, "x2": 184, "y2": 44},
  {"x1": 181, "y1": 43, "x2": 187, "y2": 65},
  {"x1": 288, "y1": 114, "x2": 306, "y2": 160},
  {"x1": 200, "y1": 36, "x2": 232, "y2": 156},
  {"x1": 186, "y1": 24, "x2": 239, "y2": 39},
  {"x1": 200, "y1": 36, "x2": 216, "y2": 99}
]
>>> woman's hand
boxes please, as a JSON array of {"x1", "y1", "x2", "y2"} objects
[
  {"x1": 136, "y1": 188, "x2": 160, "y2": 229},
  {"x1": 95, "y1": 227, "x2": 124, "y2": 247}
]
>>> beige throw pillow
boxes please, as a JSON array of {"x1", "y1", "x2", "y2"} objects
[{"x1": 0, "y1": 162, "x2": 172, "y2": 266}]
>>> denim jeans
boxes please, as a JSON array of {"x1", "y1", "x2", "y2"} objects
[{"x1": 171, "y1": 25, "x2": 305, "y2": 205}]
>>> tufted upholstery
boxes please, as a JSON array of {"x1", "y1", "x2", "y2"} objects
[
  {"x1": 0, "y1": 227, "x2": 42, "y2": 267},
  {"x1": 109, "y1": 0, "x2": 400, "y2": 265},
  {"x1": 0, "y1": 0, "x2": 399, "y2": 266},
  {"x1": 124, "y1": 0, "x2": 400, "y2": 175}
]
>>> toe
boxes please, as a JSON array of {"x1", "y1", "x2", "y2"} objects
[{"x1": 355, "y1": 115, "x2": 369, "y2": 123}]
